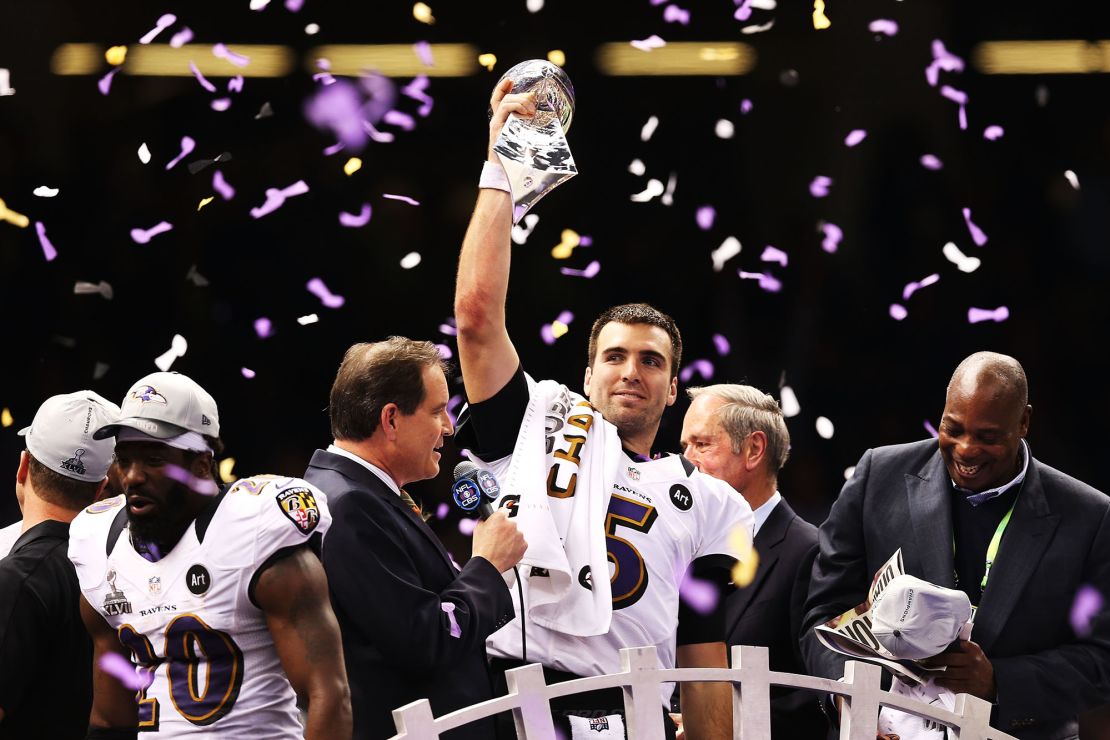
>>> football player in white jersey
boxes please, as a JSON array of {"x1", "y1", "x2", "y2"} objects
[
  {"x1": 68, "y1": 371, "x2": 351, "y2": 739},
  {"x1": 453, "y1": 80, "x2": 753, "y2": 739}
]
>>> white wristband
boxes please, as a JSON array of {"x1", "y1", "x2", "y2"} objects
[{"x1": 479, "y1": 160, "x2": 511, "y2": 193}]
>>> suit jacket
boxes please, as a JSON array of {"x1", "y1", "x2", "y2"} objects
[
  {"x1": 305, "y1": 450, "x2": 514, "y2": 740},
  {"x1": 801, "y1": 439, "x2": 1110, "y2": 740},
  {"x1": 726, "y1": 497, "x2": 825, "y2": 739}
]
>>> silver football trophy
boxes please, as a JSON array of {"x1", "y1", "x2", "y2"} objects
[{"x1": 491, "y1": 60, "x2": 577, "y2": 223}]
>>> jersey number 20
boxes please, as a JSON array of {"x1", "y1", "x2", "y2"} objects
[{"x1": 118, "y1": 614, "x2": 245, "y2": 730}]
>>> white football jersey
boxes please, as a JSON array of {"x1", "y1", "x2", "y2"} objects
[
  {"x1": 485, "y1": 384, "x2": 753, "y2": 704},
  {"x1": 68, "y1": 475, "x2": 331, "y2": 737}
]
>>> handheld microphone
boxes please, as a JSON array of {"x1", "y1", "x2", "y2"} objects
[{"x1": 452, "y1": 461, "x2": 501, "y2": 519}]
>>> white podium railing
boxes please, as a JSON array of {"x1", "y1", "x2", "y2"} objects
[{"x1": 389, "y1": 644, "x2": 1018, "y2": 740}]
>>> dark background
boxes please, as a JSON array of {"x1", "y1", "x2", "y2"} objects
[{"x1": 2, "y1": 0, "x2": 1109, "y2": 554}]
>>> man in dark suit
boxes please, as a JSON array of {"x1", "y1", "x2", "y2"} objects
[
  {"x1": 802, "y1": 351, "x2": 1110, "y2": 739},
  {"x1": 680, "y1": 383, "x2": 826, "y2": 739},
  {"x1": 305, "y1": 337, "x2": 527, "y2": 739}
]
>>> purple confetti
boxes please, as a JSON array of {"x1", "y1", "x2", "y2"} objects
[
  {"x1": 212, "y1": 170, "x2": 235, "y2": 201},
  {"x1": 439, "y1": 319, "x2": 457, "y2": 337},
  {"x1": 663, "y1": 4, "x2": 691, "y2": 24},
  {"x1": 820, "y1": 222, "x2": 843, "y2": 253},
  {"x1": 968, "y1": 306, "x2": 1009, "y2": 324},
  {"x1": 164, "y1": 463, "x2": 219, "y2": 495},
  {"x1": 983, "y1": 125, "x2": 1004, "y2": 141},
  {"x1": 845, "y1": 129, "x2": 867, "y2": 147},
  {"x1": 97, "y1": 68, "x2": 119, "y2": 96},
  {"x1": 739, "y1": 98, "x2": 753, "y2": 115},
  {"x1": 402, "y1": 75, "x2": 433, "y2": 117},
  {"x1": 679, "y1": 571, "x2": 719, "y2": 615},
  {"x1": 962, "y1": 207, "x2": 988, "y2": 246},
  {"x1": 920, "y1": 154, "x2": 943, "y2": 170},
  {"x1": 363, "y1": 120, "x2": 395, "y2": 143},
  {"x1": 313, "y1": 71, "x2": 336, "y2": 86},
  {"x1": 940, "y1": 85, "x2": 968, "y2": 105},
  {"x1": 383, "y1": 193, "x2": 420, "y2": 206},
  {"x1": 316, "y1": 58, "x2": 332, "y2": 71},
  {"x1": 384, "y1": 110, "x2": 416, "y2": 131},
  {"x1": 441, "y1": 602, "x2": 463, "y2": 637},
  {"x1": 560, "y1": 260, "x2": 601, "y2": 278},
  {"x1": 679, "y1": 359, "x2": 714, "y2": 383},
  {"x1": 738, "y1": 270, "x2": 782, "y2": 293},
  {"x1": 165, "y1": 136, "x2": 196, "y2": 171},
  {"x1": 254, "y1": 317, "x2": 273, "y2": 338},
  {"x1": 323, "y1": 141, "x2": 345, "y2": 156},
  {"x1": 436, "y1": 502, "x2": 449, "y2": 520},
  {"x1": 250, "y1": 180, "x2": 309, "y2": 218},
  {"x1": 139, "y1": 13, "x2": 177, "y2": 45},
  {"x1": 809, "y1": 175, "x2": 832, "y2": 198},
  {"x1": 34, "y1": 222, "x2": 58, "y2": 261},
  {"x1": 305, "y1": 80, "x2": 367, "y2": 149},
  {"x1": 188, "y1": 61, "x2": 218, "y2": 93},
  {"x1": 712, "y1": 334, "x2": 731, "y2": 356},
  {"x1": 99, "y1": 653, "x2": 148, "y2": 692},
  {"x1": 210, "y1": 98, "x2": 231, "y2": 112},
  {"x1": 458, "y1": 518, "x2": 477, "y2": 536},
  {"x1": 338, "y1": 203, "x2": 372, "y2": 227},
  {"x1": 1070, "y1": 585, "x2": 1104, "y2": 637},
  {"x1": 734, "y1": 0, "x2": 752, "y2": 21},
  {"x1": 435, "y1": 343, "x2": 453, "y2": 360},
  {"x1": 213, "y1": 43, "x2": 250, "y2": 68},
  {"x1": 630, "y1": 35, "x2": 666, "y2": 52},
  {"x1": 228, "y1": 75, "x2": 244, "y2": 93},
  {"x1": 925, "y1": 39, "x2": 965, "y2": 87},
  {"x1": 241, "y1": 367, "x2": 256, "y2": 379},
  {"x1": 760, "y1": 245, "x2": 788, "y2": 267},
  {"x1": 889, "y1": 304, "x2": 908, "y2": 321},
  {"x1": 285, "y1": 0, "x2": 304, "y2": 10},
  {"x1": 306, "y1": 277, "x2": 345, "y2": 309},
  {"x1": 579, "y1": 235, "x2": 594, "y2": 247},
  {"x1": 869, "y1": 19, "x2": 898, "y2": 36},
  {"x1": 924, "y1": 419, "x2": 939, "y2": 438},
  {"x1": 696, "y1": 205, "x2": 716, "y2": 231},
  {"x1": 130, "y1": 221, "x2": 173, "y2": 244},
  {"x1": 902, "y1": 273, "x2": 940, "y2": 301},
  {"x1": 447, "y1": 393, "x2": 465, "y2": 427},
  {"x1": 170, "y1": 27, "x2": 194, "y2": 48},
  {"x1": 414, "y1": 41, "x2": 434, "y2": 67}
]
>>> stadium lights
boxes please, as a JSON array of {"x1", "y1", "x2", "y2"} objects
[
  {"x1": 973, "y1": 40, "x2": 1110, "y2": 74},
  {"x1": 595, "y1": 41, "x2": 756, "y2": 76}
]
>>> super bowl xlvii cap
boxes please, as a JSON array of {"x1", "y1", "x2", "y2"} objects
[
  {"x1": 18, "y1": 391, "x2": 121, "y2": 482},
  {"x1": 94, "y1": 371, "x2": 220, "y2": 440},
  {"x1": 870, "y1": 574, "x2": 973, "y2": 660}
]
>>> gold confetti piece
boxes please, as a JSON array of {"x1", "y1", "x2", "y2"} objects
[
  {"x1": 550, "y1": 228, "x2": 581, "y2": 259},
  {"x1": 812, "y1": 0, "x2": 831, "y2": 29},
  {"x1": 551, "y1": 320, "x2": 569, "y2": 339},
  {"x1": 732, "y1": 547, "x2": 760, "y2": 587},
  {"x1": 105, "y1": 45, "x2": 128, "y2": 66},
  {"x1": 0, "y1": 198, "x2": 30, "y2": 228},
  {"x1": 343, "y1": 157, "x2": 362, "y2": 176},
  {"x1": 218, "y1": 457, "x2": 237, "y2": 483},
  {"x1": 412, "y1": 2, "x2": 435, "y2": 24},
  {"x1": 478, "y1": 53, "x2": 498, "y2": 71},
  {"x1": 0, "y1": 408, "x2": 12, "y2": 428},
  {"x1": 547, "y1": 50, "x2": 566, "y2": 67},
  {"x1": 197, "y1": 196, "x2": 215, "y2": 211}
]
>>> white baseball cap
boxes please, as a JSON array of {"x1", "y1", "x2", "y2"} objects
[
  {"x1": 18, "y1": 391, "x2": 122, "y2": 482},
  {"x1": 94, "y1": 371, "x2": 220, "y2": 440},
  {"x1": 871, "y1": 575, "x2": 972, "y2": 660}
]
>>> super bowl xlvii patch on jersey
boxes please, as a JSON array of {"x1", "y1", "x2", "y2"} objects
[{"x1": 67, "y1": 475, "x2": 332, "y2": 738}]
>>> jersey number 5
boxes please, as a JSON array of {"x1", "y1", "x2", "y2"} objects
[
  {"x1": 118, "y1": 614, "x2": 245, "y2": 730},
  {"x1": 606, "y1": 494, "x2": 658, "y2": 610}
]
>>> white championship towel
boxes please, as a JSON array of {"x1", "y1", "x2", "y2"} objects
[{"x1": 480, "y1": 377, "x2": 619, "y2": 636}]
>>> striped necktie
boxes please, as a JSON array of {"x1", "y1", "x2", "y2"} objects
[{"x1": 399, "y1": 489, "x2": 426, "y2": 520}]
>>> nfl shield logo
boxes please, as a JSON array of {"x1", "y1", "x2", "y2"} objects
[
  {"x1": 589, "y1": 717, "x2": 610, "y2": 731},
  {"x1": 627, "y1": 466, "x2": 640, "y2": 481},
  {"x1": 148, "y1": 576, "x2": 161, "y2": 594}
]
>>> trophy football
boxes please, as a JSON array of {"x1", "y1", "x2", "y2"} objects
[{"x1": 491, "y1": 60, "x2": 577, "y2": 223}]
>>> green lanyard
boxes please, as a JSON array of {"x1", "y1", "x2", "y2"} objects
[{"x1": 952, "y1": 494, "x2": 1020, "y2": 598}]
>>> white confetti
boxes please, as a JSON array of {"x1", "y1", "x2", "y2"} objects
[
  {"x1": 153, "y1": 334, "x2": 187, "y2": 371},
  {"x1": 779, "y1": 385, "x2": 800, "y2": 417},
  {"x1": 138, "y1": 143, "x2": 151, "y2": 164},
  {"x1": 942, "y1": 241, "x2": 981, "y2": 273},
  {"x1": 1064, "y1": 169, "x2": 1080, "y2": 190},
  {"x1": 710, "y1": 236, "x2": 742, "y2": 272},
  {"x1": 400, "y1": 251, "x2": 422, "y2": 269},
  {"x1": 628, "y1": 159, "x2": 646, "y2": 176},
  {"x1": 815, "y1": 416, "x2": 835, "y2": 439},
  {"x1": 527, "y1": 0, "x2": 544, "y2": 10},
  {"x1": 715, "y1": 119, "x2": 735, "y2": 139},
  {"x1": 33, "y1": 186, "x2": 59, "y2": 198},
  {"x1": 249, "y1": 0, "x2": 271, "y2": 8},
  {"x1": 640, "y1": 116, "x2": 659, "y2": 142},
  {"x1": 630, "y1": 178, "x2": 664, "y2": 202},
  {"x1": 511, "y1": 213, "x2": 540, "y2": 245},
  {"x1": 304, "y1": 23, "x2": 320, "y2": 34},
  {"x1": 0, "y1": 68, "x2": 15, "y2": 96},
  {"x1": 661, "y1": 172, "x2": 677, "y2": 206},
  {"x1": 843, "y1": 466, "x2": 856, "y2": 480},
  {"x1": 297, "y1": 313, "x2": 319, "y2": 325}
]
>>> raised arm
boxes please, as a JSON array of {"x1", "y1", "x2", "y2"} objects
[
  {"x1": 254, "y1": 547, "x2": 352, "y2": 740},
  {"x1": 79, "y1": 595, "x2": 140, "y2": 732},
  {"x1": 454, "y1": 79, "x2": 536, "y2": 403}
]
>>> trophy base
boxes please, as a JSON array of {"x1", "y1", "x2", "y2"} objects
[{"x1": 494, "y1": 113, "x2": 578, "y2": 224}]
